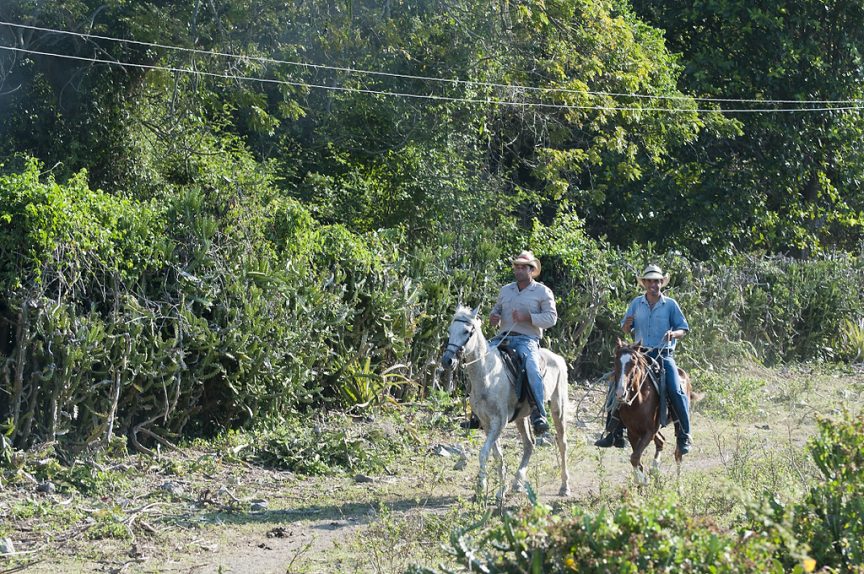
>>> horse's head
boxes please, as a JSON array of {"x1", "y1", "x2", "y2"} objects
[
  {"x1": 440, "y1": 305, "x2": 481, "y2": 370},
  {"x1": 613, "y1": 339, "x2": 647, "y2": 401}
]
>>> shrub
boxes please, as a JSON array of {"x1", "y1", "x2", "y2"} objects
[
  {"x1": 415, "y1": 413, "x2": 864, "y2": 574},
  {"x1": 215, "y1": 412, "x2": 414, "y2": 476},
  {"x1": 794, "y1": 412, "x2": 864, "y2": 572},
  {"x1": 414, "y1": 494, "x2": 810, "y2": 574},
  {"x1": 839, "y1": 319, "x2": 864, "y2": 363}
]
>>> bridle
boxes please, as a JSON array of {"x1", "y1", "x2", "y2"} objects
[
  {"x1": 441, "y1": 317, "x2": 478, "y2": 369},
  {"x1": 616, "y1": 345, "x2": 649, "y2": 405},
  {"x1": 616, "y1": 344, "x2": 668, "y2": 405}
]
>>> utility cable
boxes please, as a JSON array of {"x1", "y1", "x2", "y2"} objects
[
  {"x1": 1, "y1": 44, "x2": 863, "y2": 114},
  {"x1": 2, "y1": 20, "x2": 863, "y2": 106}
]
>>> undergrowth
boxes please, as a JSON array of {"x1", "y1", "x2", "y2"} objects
[{"x1": 413, "y1": 411, "x2": 864, "y2": 574}]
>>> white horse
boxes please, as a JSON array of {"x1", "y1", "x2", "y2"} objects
[{"x1": 440, "y1": 305, "x2": 570, "y2": 501}]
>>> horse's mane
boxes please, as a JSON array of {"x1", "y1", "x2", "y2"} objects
[
  {"x1": 454, "y1": 304, "x2": 474, "y2": 318},
  {"x1": 453, "y1": 305, "x2": 480, "y2": 326}
]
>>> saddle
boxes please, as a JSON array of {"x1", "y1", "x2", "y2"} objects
[
  {"x1": 496, "y1": 340, "x2": 547, "y2": 421},
  {"x1": 645, "y1": 360, "x2": 670, "y2": 427},
  {"x1": 645, "y1": 358, "x2": 688, "y2": 429}
]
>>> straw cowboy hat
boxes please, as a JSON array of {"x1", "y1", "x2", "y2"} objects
[
  {"x1": 638, "y1": 264, "x2": 670, "y2": 288},
  {"x1": 511, "y1": 250, "x2": 541, "y2": 278}
]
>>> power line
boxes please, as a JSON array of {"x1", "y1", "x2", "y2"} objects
[
  {"x1": 1, "y1": 44, "x2": 863, "y2": 114},
  {"x1": 2, "y1": 19, "x2": 863, "y2": 107}
]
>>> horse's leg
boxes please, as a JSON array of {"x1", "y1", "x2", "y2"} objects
[
  {"x1": 550, "y1": 381, "x2": 570, "y2": 496},
  {"x1": 511, "y1": 416, "x2": 534, "y2": 494},
  {"x1": 477, "y1": 423, "x2": 503, "y2": 502},
  {"x1": 674, "y1": 439, "x2": 683, "y2": 464},
  {"x1": 650, "y1": 431, "x2": 665, "y2": 475},
  {"x1": 630, "y1": 430, "x2": 654, "y2": 486},
  {"x1": 493, "y1": 436, "x2": 507, "y2": 502}
]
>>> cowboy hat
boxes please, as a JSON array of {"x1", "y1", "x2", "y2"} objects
[
  {"x1": 638, "y1": 264, "x2": 669, "y2": 288},
  {"x1": 511, "y1": 250, "x2": 541, "y2": 278}
]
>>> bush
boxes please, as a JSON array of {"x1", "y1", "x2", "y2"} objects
[
  {"x1": 415, "y1": 494, "x2": 810, "y2": 574},
  {"x1": 839, "y1": 319, "x2": 864, "y2": 363},
  {"x1": 416, "y1": 413, "x2": 864, "y2": 574},
  {"x1": 794, "y1": 412, "x2": 864, "y2": 572},
  {"x1": 696, "y1": 371, "x2": 765, "y2": 419},
  {"x1": 214, "y1": 412, "x2": 414, "y2": 476}
]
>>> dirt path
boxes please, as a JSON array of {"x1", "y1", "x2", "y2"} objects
[{"x1": 3, "y1": 367, "x2": 859, "y2": 573}]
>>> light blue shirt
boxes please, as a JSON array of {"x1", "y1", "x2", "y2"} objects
[{"x1": 622, "y1": 294, "x2": 689, "y2": 350}]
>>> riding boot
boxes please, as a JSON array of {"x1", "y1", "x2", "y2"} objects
[
  {"x1": 527, "y1": 379, "x2": 549, "y2": 434},
  {"x1": 594, "y1": 411, "x2": 626, "y2": 448}
]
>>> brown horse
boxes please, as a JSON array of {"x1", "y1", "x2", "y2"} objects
[{"x1": 611, "y1": 339, "x2": 694, "y2": 484}]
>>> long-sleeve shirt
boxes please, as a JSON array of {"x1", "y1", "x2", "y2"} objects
[
  {"x1": 491, "y1": 281, "x2": 558, "y2": 339},
  {"x1": 621, "y1": 294, "x2": 689, "y2": 350}
]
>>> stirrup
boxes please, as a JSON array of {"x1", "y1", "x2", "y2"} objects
[
  {"x1": 532, "y1": 417, "x2": 549, "y2": 434},
  {"x1": 460, "y1": 414, "x2": 481, "y2": 430}
]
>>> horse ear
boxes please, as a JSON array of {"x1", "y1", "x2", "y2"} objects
[{"x1": 471, "y1": 304, "x2": 480, "y2": 317}]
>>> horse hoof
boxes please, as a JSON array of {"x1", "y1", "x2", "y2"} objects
[
  {"x1": 511, "y1": 482, "x2": 525, "y2": 494},
  {"x1": 558, "y1": 485, "x2": 571, "y2": 497}
]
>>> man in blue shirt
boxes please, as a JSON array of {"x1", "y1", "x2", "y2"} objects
[{"x1": 595, "y1": 264, "x2": 693, "y2": 455}]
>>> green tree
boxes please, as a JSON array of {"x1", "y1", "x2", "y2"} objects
[{"x1": 631, "y1": 0, "x2": 864, "y2": 255}]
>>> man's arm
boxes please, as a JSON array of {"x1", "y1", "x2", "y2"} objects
[
  {"x1": 621, "y1": 299, "x2": 636, "y2": 334},
  {"x1": 528, "y1": 287, "x2": 558, "y2": 329},
  {"x1": 665, "y1": 300, "x2": 689, "y2": 341}
]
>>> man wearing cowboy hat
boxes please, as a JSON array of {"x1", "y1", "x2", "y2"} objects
[
  {"x1": 485, "y1": 250, "x2": 559, "y2": 436},
  {"x1": 595, "y1": 264, "x2": 692, "y2": 454}
]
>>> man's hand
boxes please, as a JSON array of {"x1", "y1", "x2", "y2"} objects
[
  {"x1": 489, "y1": 314, "x2": 501, "y2": 327},
  {"x1": 512, "y1": 309, "x2": 530, "y2": 323},
  {"x1": 623, "y1": 315, "x2": 634, "y2": 332},
  {"x1": 665, "y1": 329, "x2": 683, "y2": 341}
]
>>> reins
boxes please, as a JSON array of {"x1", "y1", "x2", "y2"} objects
[{"x1": 619, "y1": 344, "x2": 671, "y2": 406}]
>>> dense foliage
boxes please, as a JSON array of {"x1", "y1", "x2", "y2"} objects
[
  {"x1": 630, "y1": 0, "x2": 864, "y2": 256},
  {"x1": 1, "y1": 0, "x2": 863, "y2": 456}
]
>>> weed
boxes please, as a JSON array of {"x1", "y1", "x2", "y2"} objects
[
  {"x1": 85, "y1": 518, "x2": 131, "y2": 541},
  {"x1": 839, "y1": 318, "x2": 864, "y2": 363},
  {"x1": 772, "y1": 371, "x2": 814, "y2": 405},
  {"x1": 211, "y1": 410, "x2": 420, "y2": 476},
  {"x1": 696, "y1": 370, "x2": 765, "y2": 419},
  {"x1": 355, "y1": 500, "x2": 479, "y2": 574},
  {"x1": 10, "y1": 498, "x2": 85, "y2": 531}
]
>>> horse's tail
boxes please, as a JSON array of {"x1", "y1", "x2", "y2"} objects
[
  {"x1": 552, "y1": 355, "x2": 569, "y2": 426},
  {"x1": 679, "y1": 367, "x2": 704, "y2": 403}
]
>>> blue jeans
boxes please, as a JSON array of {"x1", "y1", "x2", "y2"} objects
[
  {"x1": 492, "y1": 334, "x2": 546, "y2": 420},
  {"x1": 649, "y1": 351, "x2": 691, "y2": 442}
]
